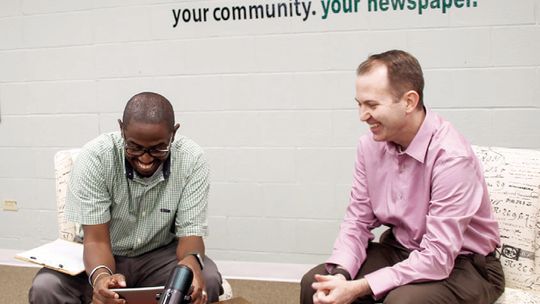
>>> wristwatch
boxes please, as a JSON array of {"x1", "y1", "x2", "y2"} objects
[{"x1": 187, "y1": 252, "x2": 204, "y2": 270}]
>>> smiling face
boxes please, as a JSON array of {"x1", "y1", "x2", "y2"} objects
[
  {"x1": 355, "y1": 64, "x2": 412, "y2": 148},
  {"x1": 120, "y1": 121, "x2": 177, "y2": 177}
]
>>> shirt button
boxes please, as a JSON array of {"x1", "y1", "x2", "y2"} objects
[
  {"x1": 142, "y1": 211, "x2": 146, "y2": 217},
  {"x1": 137, "y1": 238, "x2": 141, "y2": 243}
]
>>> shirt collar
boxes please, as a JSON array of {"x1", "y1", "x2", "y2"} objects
[{"x1": 402, "y1": 107, "x2": 437, "y2": 163}]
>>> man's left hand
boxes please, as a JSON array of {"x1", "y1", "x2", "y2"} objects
[
  {"x1": 179, "y1": 258, "x2": 207, "y2": 304},
  {"x1": 190, "y1": 270, "x2": 207, "y2": 304}
]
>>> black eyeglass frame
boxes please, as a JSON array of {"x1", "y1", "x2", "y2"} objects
[{"x1": 123, "y1": 137, "x2": 173, "y2": 158}]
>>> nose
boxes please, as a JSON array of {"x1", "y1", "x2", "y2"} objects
[
  {"x1": 138, "y1": 151, "x2": 154, "y2": 163},
  {"x1": 359, "y1": 106, "x2": 370, "y2": 122}
]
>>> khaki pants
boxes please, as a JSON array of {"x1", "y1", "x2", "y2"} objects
[
  {"x1": 301, "y1": 230, "x2": 505, "y2": 304},
  {"x1": 29, "y1": 240, "x2": 223, "y2": 304}
]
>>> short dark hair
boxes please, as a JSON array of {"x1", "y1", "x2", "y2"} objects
[
  {"x1": 357, "y1": 50, "x2": 424, "y2": 107},
  {"x1": 122, "y1": 92, "x2": 175, "y2": 130}
]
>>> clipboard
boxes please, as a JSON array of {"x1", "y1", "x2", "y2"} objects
[{"x1": 14, "y1": 238, "x2": 84, "y2": 276}]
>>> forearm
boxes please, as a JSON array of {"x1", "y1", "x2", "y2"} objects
[
  {"x1": 328, "y1": 143, "x2": 379, "y2": 279},
  {"x1": 84, "y1": 242, "x2": 116, "y2": 274},
  {"x1": 82, "y1": 223, "x2": 116, "y2": 285},
  {"x1": 327, "y1": 218, "x2": 375, "y2": 278},
  {"x1": 176, "y1": 236, "x2": 205, "y2": 270},
  {"x1": 363, "y1": 244, "x2": 457, "y2": 298},
  {"x1": 177, "y1": 236, "x2": 205, "y2": 257},
  {"x1": 352, "y1": 278, "x2": 372, "y2": 298}
]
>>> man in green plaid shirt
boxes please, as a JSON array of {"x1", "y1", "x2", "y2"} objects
[{"x1": 30, "y1": 92, "x2": 222, "y2": 304}]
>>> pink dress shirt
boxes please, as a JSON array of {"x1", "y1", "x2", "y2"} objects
[{"x1": 326, "y1": 109, "x2": 500, "y2": 299}]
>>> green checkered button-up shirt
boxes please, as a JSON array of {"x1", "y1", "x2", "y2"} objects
[{"x1": 65, "y1": 132, "x2": 209, "y2": 257}]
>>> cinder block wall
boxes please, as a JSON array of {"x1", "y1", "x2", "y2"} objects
[{"x1": 0, "y1": 0, "x2": 539, "y2": 265}]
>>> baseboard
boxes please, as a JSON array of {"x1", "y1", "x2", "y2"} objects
[{"x1": 216, "y1": 260, "x2": 313, "y2": 283}]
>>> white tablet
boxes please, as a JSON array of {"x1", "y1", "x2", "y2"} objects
[{"x1": 110, "y1": 286, "x2": 164, "y2": 304}]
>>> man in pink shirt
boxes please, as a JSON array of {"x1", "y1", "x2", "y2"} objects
[{"x1": 300, "y1": 50, "x2": 504, "y2": 304}]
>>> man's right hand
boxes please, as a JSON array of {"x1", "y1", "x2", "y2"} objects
[
  {"x1": 83, "y1": 223, "x2": 123, "y2": 303},
  {"x1": 92, "y1": 273, "x2": 127, "y2": 304}
]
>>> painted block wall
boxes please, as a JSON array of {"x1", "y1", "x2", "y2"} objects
[{"x1": 0, "y1": 0, "x2": 539, "y2": 264}]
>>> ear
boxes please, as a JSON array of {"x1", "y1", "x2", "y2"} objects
[
  {"x1": 403, "y1": 90, "x2": 420, "y2": 114},
  {"x1": 118, "y1": 119, "x2": 124, "y2": 133},
  {"x1": 171, "y1": 123, "x2": 180, "y2": 141}
]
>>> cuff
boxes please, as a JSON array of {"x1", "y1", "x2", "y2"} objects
[
  {"x1": 326, "y1": 264, "x2": 352, "y2": 280},
  {"x1": 326, "y1": 253, "x2": 360, "y2": 279},
  {"x1": 363, "y1": 268, "x2": 397, "y2": 299}
]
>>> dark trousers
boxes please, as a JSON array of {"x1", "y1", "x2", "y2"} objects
[
  {"x1": 301, "y1": 230, "x2": 505, "y2": 304},
  {"x1": 29, "y1": 240, "x2": 223, "y2": 304}
]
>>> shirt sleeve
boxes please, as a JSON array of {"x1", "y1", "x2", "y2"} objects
[
  {"x1": 175, "y1": 153, "x2": 210, "y2": 238},
  {"x1": 364, "y1": 155, "x2": 484, "y2": 298},
  {"x1": 65, "y1": 148, "x2": 112, "y2": 225},
  {"x1": 326, "y1": 143, "x2": 380, "y2": 279}
]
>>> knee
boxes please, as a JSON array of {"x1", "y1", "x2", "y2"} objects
[
  {"x1": 301, "y1": 271, "x2": 316, "y2": 291},
  {"x1": 300, "y1": 265, "x2": 328, "y2": 304},
  {"x1": 202, "y1": 268, "x2": 222, "y2": 291},
  {"x1": 202, "y1": 267, "x2": 223, "y2": 302},
  {"x1": 29, "y1": 270, "x2": 64, "y2": 303},
  {"x1": 204, "y1": 274, "x2": 223, "y2": 303},
  {"x1": 301, "y1": 264, "x2": 327, "y2": 293},
  {"x1": 300, "y1": 272, "x2": 314, "y2": 304}
]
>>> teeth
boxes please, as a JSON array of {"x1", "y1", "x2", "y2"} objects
[
  {"x1": 138, "y1": 162, "x2": 153, "y2": 170},
  {"x1": 369, "y1": 124, "x2": 379, "y2": 128}
]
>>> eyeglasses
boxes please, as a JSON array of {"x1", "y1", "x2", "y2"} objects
[{"x1": 124, "y1": 138, "x2": 172, "y2": 158}]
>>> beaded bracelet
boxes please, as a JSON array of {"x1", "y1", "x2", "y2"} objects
[{"x1": 88, "y1": 265, "x2": 113, "y2": 287}]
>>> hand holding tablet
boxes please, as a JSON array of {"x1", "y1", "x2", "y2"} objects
[{"x1": 110, "y1": 286, "x2": 165, "y2": 304}]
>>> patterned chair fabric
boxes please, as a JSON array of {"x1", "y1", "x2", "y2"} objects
[{"x1": 472, "y1": 146, "x2": 540, "y2": 303}]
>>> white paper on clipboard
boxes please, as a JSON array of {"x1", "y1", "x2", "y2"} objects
[{"x1": 15, "y1": 238, "x2": 84, "y2": 276}]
